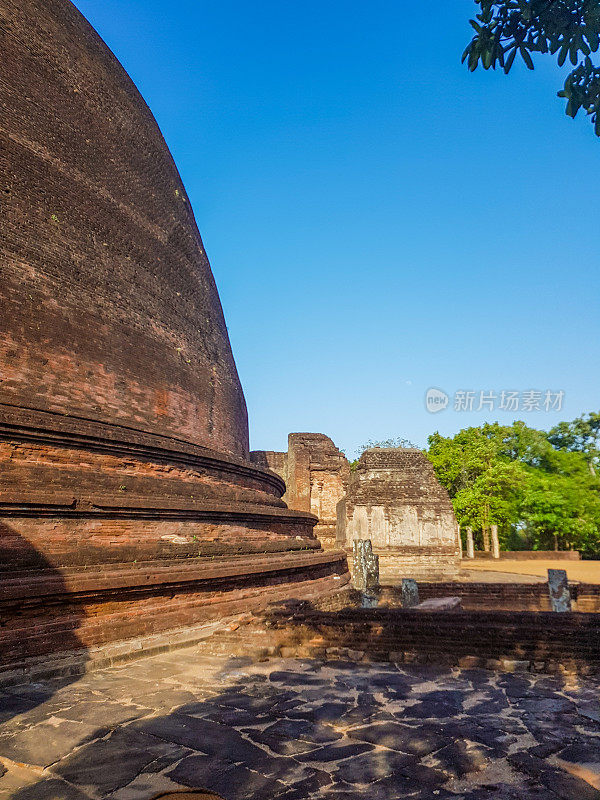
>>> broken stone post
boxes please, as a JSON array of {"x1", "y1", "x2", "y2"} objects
[
  {"x1": 352, "y1": 539, "x2": 379, "y2": 591},
  {"x1": 548, "y1": 569, "x2": 571, "y2": 612},
  {"x1": 402, "y1": 578, "x2": 419, "y2": 608},
  {"x1": 466, "y1": 526, "x2": 475, "y2": 559},
  {"x1": 457, "y1": 525, "x2": 463, "y2": 559},
  {"x1": 491, "y1": 524, "x2": 500, "y2": 559}
]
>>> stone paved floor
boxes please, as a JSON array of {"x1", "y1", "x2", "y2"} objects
[{"x1": 0, "y1": 649, "x2": 599, "y2": 800}]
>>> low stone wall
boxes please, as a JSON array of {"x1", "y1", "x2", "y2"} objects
[
  {"x1": 472, "y1": 550, "x2": 581, "y2": 560},
  {"x1": 380, "y1": 582, "x2": 552, "y2": 611},
  {"x1": 379, "y1": 582, "x2": 600, "y2": 612},
  {"x1": 265, "y1": 604, "x2": 600, "y2": 675}
]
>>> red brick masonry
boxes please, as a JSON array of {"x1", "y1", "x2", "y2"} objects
[{"x1": 0, "y1": 0, "x2": 350, "y2": 674}]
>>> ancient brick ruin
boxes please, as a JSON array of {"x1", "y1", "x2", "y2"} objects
[
  {"x1": 0, "y1": 0, "x2": 348, "y2": 679},
  {"x1": 336, "y1": 448, "x2": 461, "y2": 580},
  {"x1": 3, "y1": 5, "x2": 600, "y2": 799},
  {"x1": 251, "y1": 438, "x2": 462, "y2": 578},
  {"x1": 251, "y1": 433, "x2": 350, "y2": 549}
]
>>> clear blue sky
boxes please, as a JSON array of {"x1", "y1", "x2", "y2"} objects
[{"x1": 74, "y1": 0, "x2": 599, "y2": 457}]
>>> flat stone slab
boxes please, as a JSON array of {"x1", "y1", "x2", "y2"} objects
[
  {"x1": 0, "y1": 717, "x2": 103, "y2": 768},
  {"x1": 53, "y1": 729, "x2": 187, "y2": 797},
  {"x1": 5, "y1": 777, "x2": 93, "y2": 799},
  {"x1": 416, "y1": 596, "x2": 463, "y2": 611},
  {"x1": 167, "y1": 756, "x2": 291, "y2": 800},
  {"x1": 348, "y1": 721, "x2": 447, "y2": 755},
  {"x1": 1, "y1": 650, "x2": 600, "y2": 799}
]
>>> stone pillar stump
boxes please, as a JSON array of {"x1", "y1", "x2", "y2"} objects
[{"x1": 352, "y1": 539, "x2": 379, "y2": 591}]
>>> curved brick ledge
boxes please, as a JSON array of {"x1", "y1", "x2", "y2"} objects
[
  {"x1": 0, "y1": 410, "x2": 348, "y2": 670},
  {"x1": 0, "y1": 494, "x2": 318, "y2": 521},
  {"x1": 0, "y1": 407, "x2": 322, "y2": 569},
  {"x1": 0, "y1": 552, "x2": 350, "y2": 675},
  {"x1": 1, "y1": 550, "x2": 345, "y2": 600},
  {"x1": 0, "y1": 404, "x2": 286, "y2": 495}
]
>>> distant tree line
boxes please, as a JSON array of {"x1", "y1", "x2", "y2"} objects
[{"x1": 426, "y1": 413, "x2": 600, "y2": 557}]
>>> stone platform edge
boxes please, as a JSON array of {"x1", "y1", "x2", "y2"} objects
[{"x1": 0, "y1": 571, "x2": 352, "y2": 686}]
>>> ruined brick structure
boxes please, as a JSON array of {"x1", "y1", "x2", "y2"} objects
[
  {"x1": 0, "y1": 0, "x2": 348, "y2": 676},
  {"x1": 336, "y1": 448, "x2": 461, "y2": 580},
  {"x1": 251, "y1": 433, "x2": 350, "y2": 549}
]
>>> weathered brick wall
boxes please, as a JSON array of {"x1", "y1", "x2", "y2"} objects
[
  {"x1": 577, "y1": 584, "x2": 600, "y2": 613},
  {"x1": 381, "y1": 582, "x2": 553, "y2": 611},
  {"x1": 251, "y1": 433, "x2": 350, "y2": 549},
  {"x1": 0, "y1": 0, "x2": 351, "y2": 672},
  {"x1": 0, "y1": 0, "x2": 248, "y2": 458},
  {"x1": 324, "y1": 582, "x2": 600, "y2": 613},
  {"x1": 378, "y1": 549, "x2": 462, "y2": 582},
  {"x1": 337, "y1": 449, "x2": 461, "y2": 579},
  {"x1": 250, "y1": 451, "x2": 287, "y2": 479}
]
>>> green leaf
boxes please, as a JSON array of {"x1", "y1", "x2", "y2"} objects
[
  {"x1": 504, "y1": 46, "x2": 518, "y2": 73},
  {"x1": 520, "y1": 47, "x2": 534, "y2": 69},
  {"x1": 586, "y1": 29, "x2": 599, "y2": 52},
  {"x1": 462, "y1": 0, "x2": 600, "y2": 136},
  {"x1": 570, "y1": 45, "x2": 579, "y2": 66},
  {"x1": 558, "y1": 43, "x2": 569, "y2": 67}
]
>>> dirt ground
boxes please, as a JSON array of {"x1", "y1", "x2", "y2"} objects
[{"x1": 464, "y1": 559, "x2": 600, "y2": 584}]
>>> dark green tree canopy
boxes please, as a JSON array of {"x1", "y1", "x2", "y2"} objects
[
  {"x1": 463, "y1": 1, "x2": 600, "y2": 134},
  {"x1": 547, "y1": 412, "x2": 600, "y2": 473},
  {"x1": 426, "y1": 415, "x2": 600, "y2": 557}
]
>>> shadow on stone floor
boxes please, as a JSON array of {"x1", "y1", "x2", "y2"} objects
[
  {"x1": 0, "y1": 523, "x2": 91, "y2": 795},
  {"x1": 3, "y1": 637, "x2": 600, "y2": 800},
  {"x1": 0, "y1": 522, "x2": 89, "y2": 722}
]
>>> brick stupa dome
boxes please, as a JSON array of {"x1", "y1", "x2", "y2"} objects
[{"x1": 0, "y1": 0, "x2": 348, "y2": 677}]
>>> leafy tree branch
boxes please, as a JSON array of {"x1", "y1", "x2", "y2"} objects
[{"x1": 463, "y1": 0, "x2": 600, "y2": 134}]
